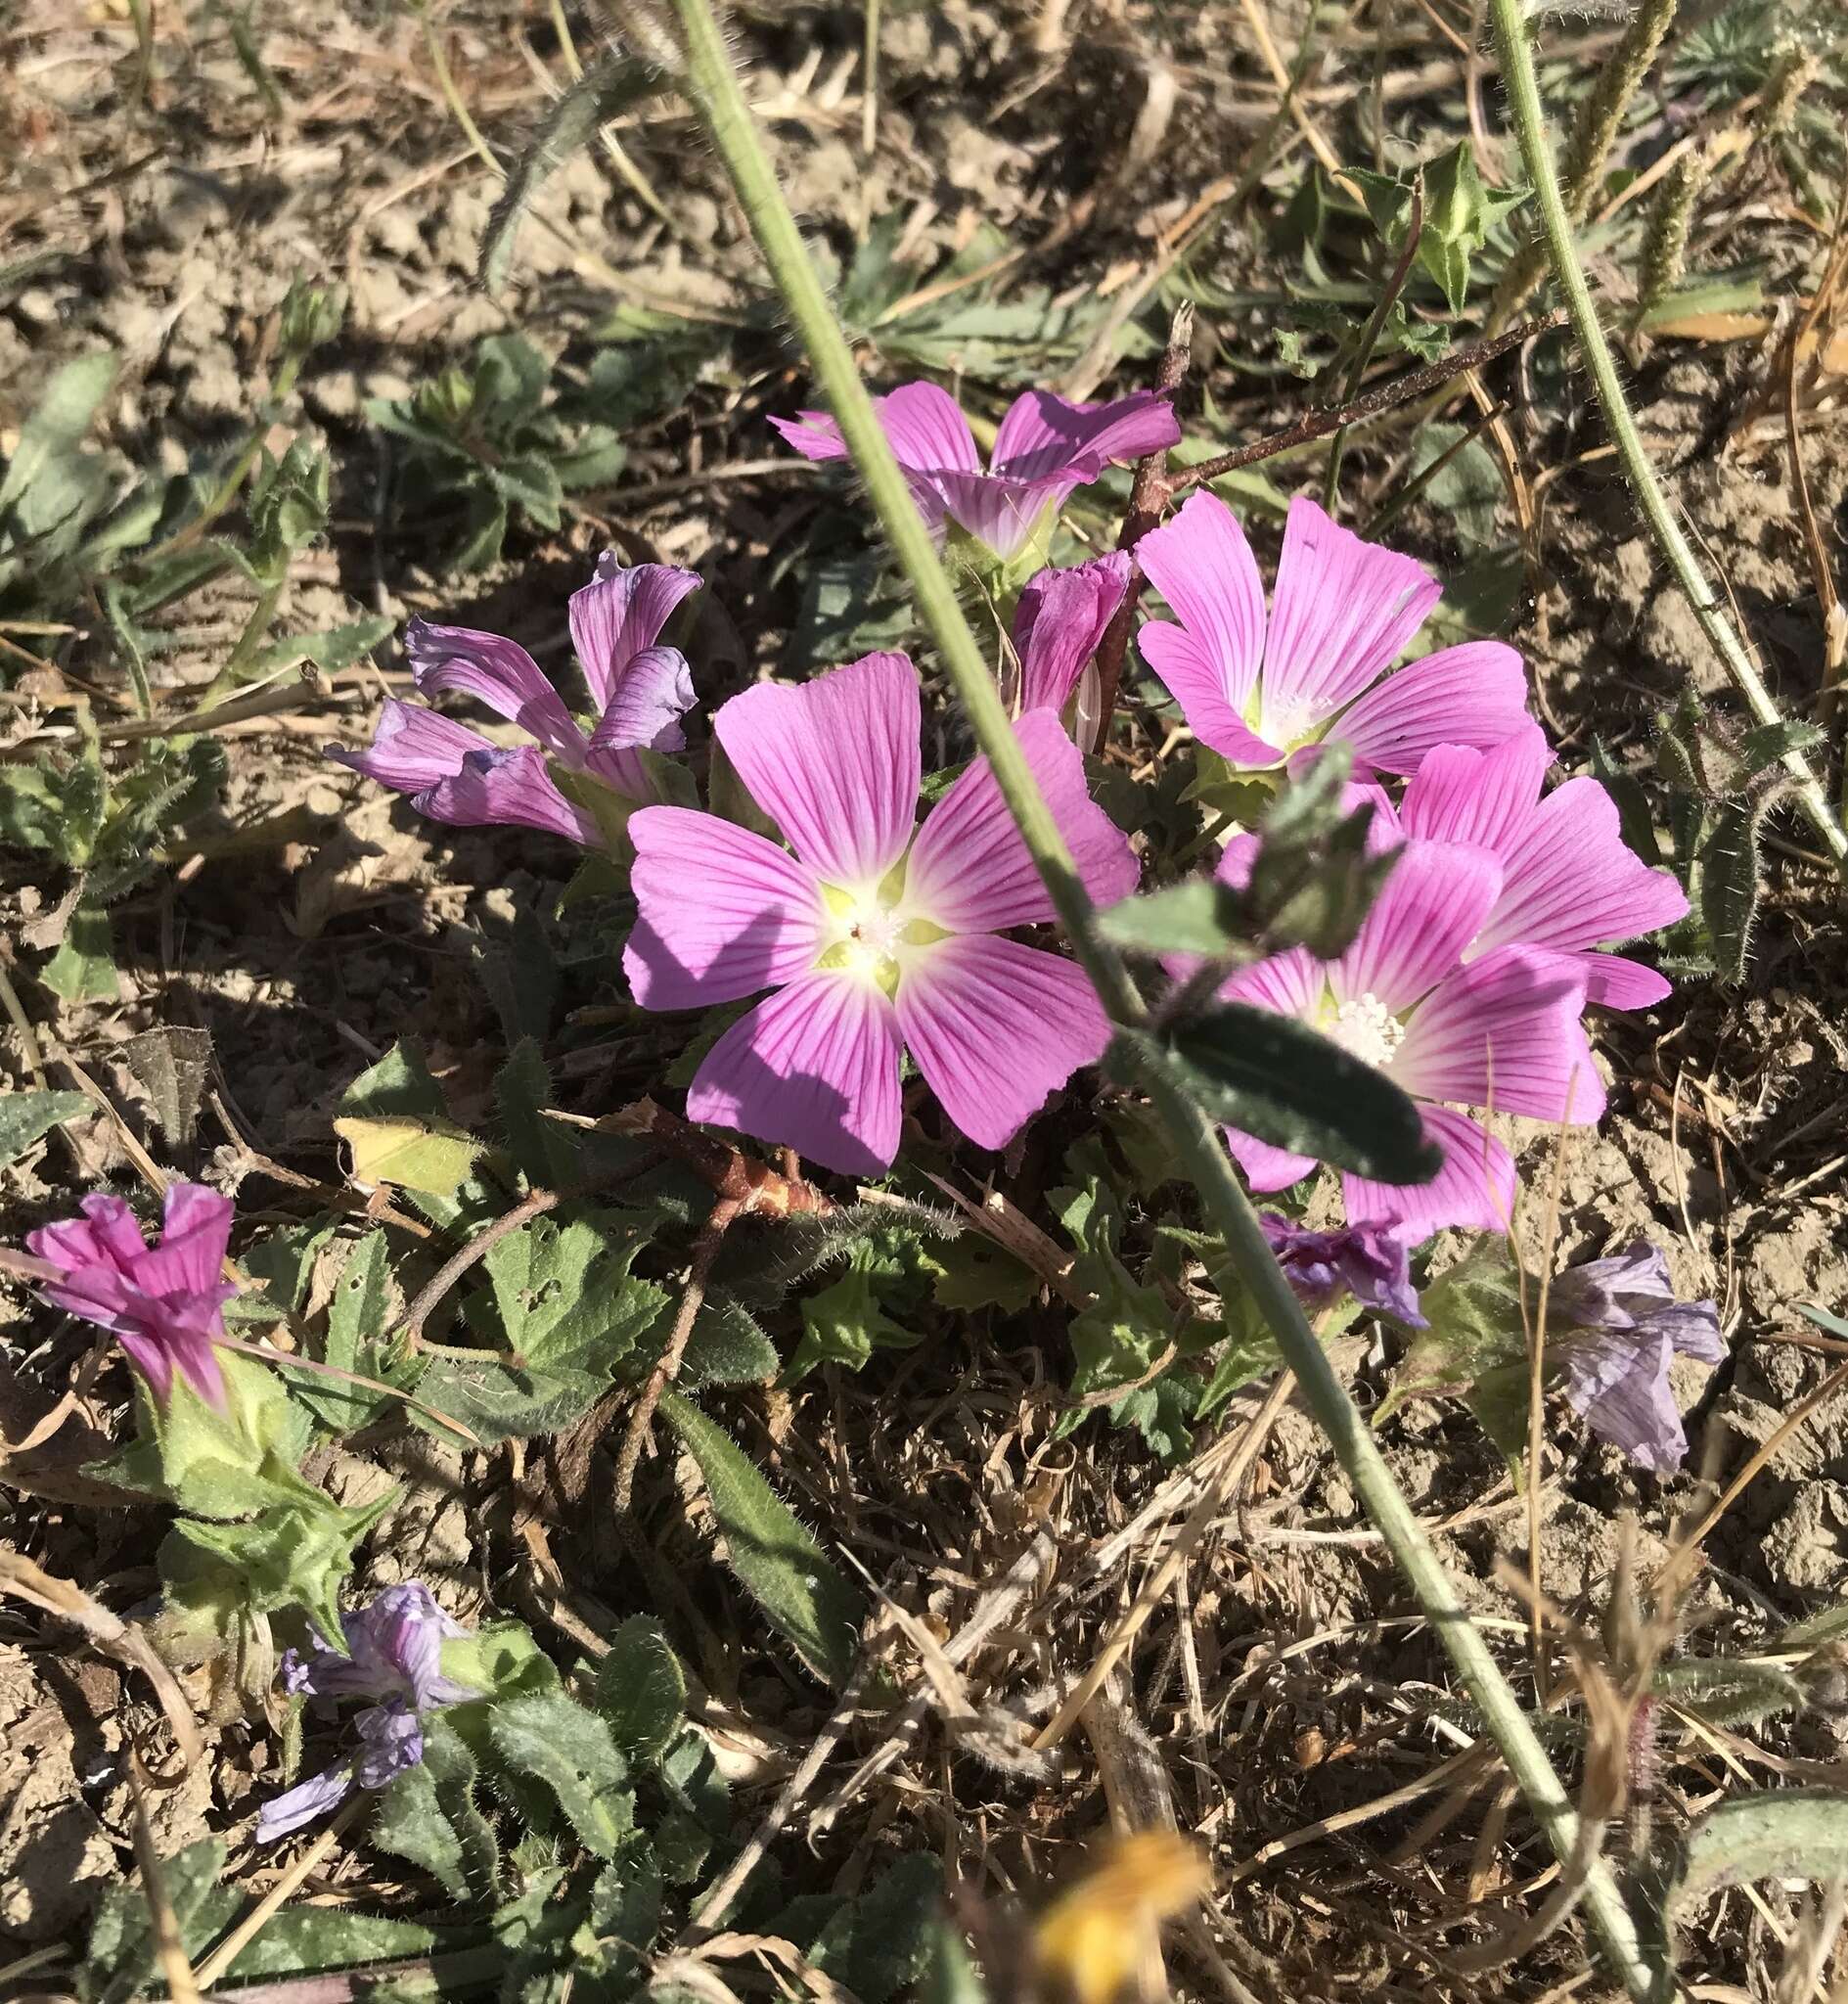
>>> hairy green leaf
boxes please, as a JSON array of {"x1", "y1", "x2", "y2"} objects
[
  {"x1": 1668, "y1": 1789, "x2": 1848, "y2": 1914},
  {"x1": 488, "y1": 1693, "x2": 636, "y2": 1859},
  {"x1": 0, "y1": 1087, "x2": 90, "y2": 1163},
  {"x1": 594, "y1": 1616, "x2": 687, "y2": 1765}
]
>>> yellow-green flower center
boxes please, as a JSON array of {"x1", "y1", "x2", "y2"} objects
[{"x1": 813, "y1": 869, "x2": 948, "y2": 996}]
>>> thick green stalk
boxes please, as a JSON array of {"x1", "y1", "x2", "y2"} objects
[
  {"x1": 1485, "y1": 0, "x2": 1848, "y2": 878},
  {"x1": 665, "y1": 1, "x2": 1655, "y2": 1990}
]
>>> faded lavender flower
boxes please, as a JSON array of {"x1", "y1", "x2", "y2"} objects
[
  {"x1": 257, "y1": 1583, "x2": 475, "y2": 1841},
  {"x1": 25, "y1": 1184, "x2": 237, "y2": 1411},
  {"x1": 1260, "y1": 1214, "x2": 1426, "y2": 1328},
  {"x1": 1553, "y1": 1244, "x2": 1724, "y2": 1472}
]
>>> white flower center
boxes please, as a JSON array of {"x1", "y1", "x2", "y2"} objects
[
  {"x1": 816, "y1": 874, "x2": 946, "y2": 994},
  {"x1": 1324, "y1": 989, "x2": 1405, "y2": 1070}
]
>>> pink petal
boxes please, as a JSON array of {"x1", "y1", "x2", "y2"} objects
[
  {"x1": 113, "y1": 1326, "x2": 178, "y2": 1405},
  {"x1": 415, "y1": 747, "x2": 600, "y2": 846},
  {"x1": 903, "y1": 710, "x2": 1138, "y2": 934},
  {"x1": 1226, "y1": 1128, "x2": 1319, "y2": 1192},
  {"x1": 1334, "y1": 841, "x2": 1503, "y2": 1015},
  {"x1": 1329, "y1": 642, "x2": 1533, "y2": 776},
  {"x1": 687, "y1": 972, "x2": 903, "y2": 1176},
  {"x1": 1400, "y1": 723, "x2": 1551, "y2": 850},
  {"x1": 1138, "y1": 623, "x2": 1282, "y2": 766},
  {"x1": 583, "y1": 644, "x2": 696, "y2": 797},
  {"x1": 991, "y1": 388, "x2": 1181, "y2": 481},
  {"x1": 767, "y1": 409, "x2": 849, "y2": 462},
  {"x1": 1136, "y1": 491, "x2": 1268, "y2": 722},
  {"x1": 896, "y1": 935, "x2": 1111, "y2": 1151},
  {"x1": 1581, "y1": 953, "x2": 1672, "y2": 1010},
  {"x1": 407, "y1": 620, "x2": 586, "y2": 768},
  {"x1": 1219, "y1": 944, "x2": 1324, "y2": 1021},
  {"x1": 924, "y1": 469, "x2": 1065, "y2": 561},
  {"x1": 713, "y1": 653, "x2": 921, "y2": 888},
  {"x1": 1342, "y1": 1106, "x2": 1515, "y2": 1244},
  {"x1": 1260, "y1": 497, "x2": 1442, "y2": 731},
  {"x1": 566, "y1": 557, "x2": 702, "y2": 712},
  {"x1": 29, "y1": 1195, "x2": 143, "y2": 1279},
  {"x1": 135, "y1": 1185, "x2": 233, "y2": 1298},
  {"x1": 874, "y1": 383, "x2": 982, "y2": 473},
  {"x1": 1013, "y1": 552, "x2": 1133, "y2": 717},
  {"x1": 624, "y1": 805, "x2": 828, "y2": 1009},
  {"x1": 1473, "y1": 777, "x2": 1690, "y2": 960},
  {"x1": 1393, "y1": 945, "x2": 1604, "y2": 1121},
  {"x1": 327, "y1": 701, "x2": 495, "y2": 793}
]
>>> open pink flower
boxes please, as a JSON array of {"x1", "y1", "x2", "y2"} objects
[
  {"x1": 26, "y1": 1184, "x2": 237, "y2": 1410},
  {"x1": 1397, "y1": 723, "x2": 1689, "y2": 1009},
  {"x1": 624, "y1": 652, "x2": 1139, "y2": 1174},
  {"x1": 330, "y1": 555, "x2": 699, "y2": 846},
  {"x1": 770, "y1": 383, "x2": 1180, "y2": 562},
  {"x1": 1136, "y1": 491, "x2": 1530, "y2": 775},
  {"x1": 1213, "y1": 833, "x2": 1603, "y2": 1244},
  {"x1": 1007, "y1": 551, "x2": 1133, "y2": 753}
]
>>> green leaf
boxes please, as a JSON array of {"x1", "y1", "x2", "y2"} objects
[
  {"x1": 468, "y1": 1210, "x2": 666, "y2": 1375},
  {"x1": 678, "y1": 1296, "x2": 781, "y2": 1389},
  {"x1": 1699, "y1": 798, "x2": 1762, "y2": 983},
  {"x1": 1125, "y1": 1009, "x2": 1439, "y2": 1185},
  {"x1": 932, "y1": 1236, "x2": 1038, "y2": 1313},
  {"x1": 0, "y1": 1087, "x2": 90, "y2": 1162},
  {"x1": 168, "y1": 1485, "x2": 393, "y2": 1641},
  {"x1": 658, "y1": 1389, "x2": 866, "y2": 1685},
  {"x1": 370, "y1": 1716, "x2": 499, "y2": 1903},
  {"x1": 790, "y1": 1264, "x2": 921, "y2": 1377},
  {"x1": 494, "y1": 1039, "x2": 581, "y2": 1188},
  {"x1": 1098, "y1": 877, "x2": 1244, "y2": 957},
  {"x1": 333, "y1": 1040, "x2": 483, "y2": 1202},
  {"x1": 81, "y1": 1837, "x2": 228, "y2": 2004},
  {"x1": 593, "y1": 1615, "x2": 687, "y2": 1765},
  {"x1": 809, "y1": 1855, "x2": 942, "y2": 2004},
  {"x1": 0, "y1": 350, "x2": 116, "y2": 520},
  {"x1": 1382, "y1": 1239, "x2": 1527, "y2": 1405},
  {"x1": 1653, "y1": 1658, "x2": 1804, "y2": 1730},
  {"x1": 1668, "y1": 1790, "x2": 1848, "y2": 1915},
  {"x1": 488, "y1": 1693, "x2": 635, "y2": 1858},
  {"x1": 123, "y1": 1025, "x2": 213, "y2": 1147},
  {"x1": 295, "y1": 1230, "x2": 421, "y2": 1434},
  {"x1": 41, "y1": 906, "x2": 119, "y2": 1003},
  {"x1": 220, "y1": 1906, "x2": 439, "y2": 1980},
  {"x1": 251, "y1": 615, "x2": 393, "y2": 677}
]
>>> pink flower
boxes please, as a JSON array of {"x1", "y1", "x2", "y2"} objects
[
  {"x1": 1213, "y1": 829, "x2": 1603, "y2": 1245},
  {"x1": 623, "y1": 651, "x2": 1139, "y2": 1174},
  {"x1": 1007, "y1": 552, "x2": 1134, "y2": 753},
  {"x1": 26, "y1": 1184, "x2": 237, "y2": 1410},
  {"x1": 1397, "y1": 723, "x2": 1689, "y2": 1009},
  {"x1": 330, "y1": 555, "x2": 700, "y2": 846},
  {"x1": 1136, "y1": 491, "x2": 1531, "y2": 775},
  {"x1": 770, "y1": 383, "x2": 1181, "y2": 562}
]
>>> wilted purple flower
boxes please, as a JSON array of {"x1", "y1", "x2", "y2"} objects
[
  {"x1": 1007, "y1": 551, "x2": 1134, "y2": 753},
  {"x1": 770, "y1": 382, "x2": 1180, "y2": 562},
  {"x1": 1260, "y1": 1213, "x2": 1426, "y2": 1328},
  {"x1": 258, "y1": 1583, "x2": 474, "y2": 1842},
  {"x1": 25, "y1": 1184, "x2": 236, "y2": 1411},
  {"x1": 1553, "y1": 1244, "x2": 1724, "y2": 1473},
  {"x1": 330, "y1": 555, "x2": 699, "y2": 847}
]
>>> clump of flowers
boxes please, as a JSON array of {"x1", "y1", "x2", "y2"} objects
[
  {"x1": 330, "y1": 555, "x2": 700, "y2": 848},
  {"x1": 258, "y1": 1583, "x2": 476, "y2": 1840}
]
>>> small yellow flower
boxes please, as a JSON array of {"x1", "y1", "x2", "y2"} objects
[{"x1": 1032, "y1": 1831, "x2": 1211, "y2": 2004}]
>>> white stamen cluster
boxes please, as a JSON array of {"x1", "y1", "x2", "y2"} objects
[{"x1": 1327, "y1": 990, "x2": 1405, "y2": 1070}]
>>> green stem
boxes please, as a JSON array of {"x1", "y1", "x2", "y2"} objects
[
  {"x1": 1485, "y1": 0, "x2": 1848, "y2": 880},
  {"x1": 665, "y1": 1, "x2": 1656, "y2": 1992},
  {"x1": 1325, "y1": 179, "x2": 1425, "y2": 513},
  {"x1": 202, "y1": 576, "x2": 286, "y2": 706}
]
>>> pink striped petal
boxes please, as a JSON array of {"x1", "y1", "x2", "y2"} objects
[
  {"x1": 1014, "y1": 553, "x2": 1133, "y2": 716},
  {"x1": 133, "y1": 1185, "x2": 233, "y2": 1298},
  {"x1": 1260, "y1": 497, "x2": 1442, "y2": 729},
  {"x1": 1219, "y1": 944, "x2": 1324, "y2": 1021},
  {"x1": 1138, "y1": 623, "x2": 1282, "y2": 766},
  {"x1": 924, "y1": 469, "x2": 1065, "y2": 561},
  {"x1": 567, "y1": 558, "x2": 702, "y2": 711},
  {"x1": 584, "y1": 645, "x2": 696, "y2": 797},
  {"x1": 687, "y1": 972, "x2": 903, "y2": 1176},
  {"x1": 1329, "y1": 642, "x2": 1532, "y2": 776},
  {"x1": 1400, "y1": 724, "x2": 1551, "y2": 850},
  {"x1": 1136, "y1": 491, "x2": 1268, "y2": 721},
  {"x1": 875, "y1": 384, "x2": 982, "y2": 472},
  {"x1": 624, "y1": 806, "x2": 828, "y2": 1010},
  {"x1": 1342, "y1": 1106, "x2": 1515, "y2": 1244},
  {"x1": 713, "y1": 653, "x2": 921, "y2": 888},
  {"x1": 896, "y1": 935, "x2": 1111, "y2": 1151},
  {"x1": 415, "y1": 747, "x2": 600, "y2": 846},
  {"x1": 328, "y1": 701, "x2": 495, "y2": 793},
  {"x1": 1334, "y1": 842, "x2": 1502, "y2": 1016},
  {"x1": 407, "y1": 620, "x2": 586, "y2": 767},
  {"x1": 767, "y1": 409, "x2": 849, "y2": 461},
  {"x1": 991, "y1": 388, "x2": 1180, "y2": 480},
  {"x1": 903, "y1": 710, "x2": 1139, "y2": 934},
  {"x1": 1581, "y1": 953, "x2": 1672, "y2": 1010},
  {"x1": 1226, "y1": 1129, "x2": 1318, "y2": 1193},
  {"x1": 1393, "y1": 945, "x2": 1603, "y2": 1121}
]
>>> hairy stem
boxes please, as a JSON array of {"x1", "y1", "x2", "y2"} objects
[
  {"x1": 662, "y1": 0, "x2": 1656, "y2": 1991},
  {"x1": 1484, "y1": 0, "x2": 1848, "y2": 877}
]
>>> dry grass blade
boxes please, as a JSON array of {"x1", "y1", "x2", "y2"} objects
[{"x1": 126, "y1": 1754, "x2": 203, "y2": 2004}]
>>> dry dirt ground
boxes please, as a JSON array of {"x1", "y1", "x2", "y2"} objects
[{"x1": 3, "y1": 1, "x2": 1848, "y2": 1998}]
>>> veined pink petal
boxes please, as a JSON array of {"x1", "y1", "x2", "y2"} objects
[
  {"x1": 1136, "y1": 491, "x2": 1268, "y2": 721},
  {"x1": 132, "y1": 1185, "x2": 233, "y2": 1298},
  {"x1": 903, "y1": 710, "x2": 1138, "y2": 934},
  {"x1": 1393, "y1": 945, "x2": 1603, "y2": 1121},
  {"x1": 1328, "y1": 641, "x2": 1532, "y2": 776},
  {"x1": 991, "y1": 388, "x2": 1180, "y2": 480},
  {"x1": 767, "y1": 409, "x2": 849, "y2": 461},
  {"x1": 1333, "y1": 841, "x2": 1502, "y2": 1016},
  {"x1": 407, "y1": 620, "x2": 586, "y2": 768},
  {"x1": 30, "y1": 1193, "x2": 146, "y2": 1277},
  {"x1": 714, "y1": 653, "x2": 921, "y2": 888},
  {"x1": 1226, "y1": 1129, "x2": 1318, "y2": 1192},
  {"x1": 687, "y1": 972, "x2": 903, "y2": 1176},
  {"x1": 415, "y1": 747, "x2": 601, "y2": 846},
  {"x1": 1400, "y1": 724, "x2": 1552, "y2": 850},
  {"x1": 897, "y1": 935, "x2": 1111, "y2": 1150},
  {"x1": 1219, "y1": 944, "x2": 1323, "y2": 1022},
  {"x1": 584, "y1": 645, "x2": 696, "y2": 797},
  {"x1": 1138, "y1": 624, "x2": 1283, "y2": 766},
  {"x1": 567, "y1": 557, "x2": 702, "y2": 712},
  {"x1": 874, "y1": 383, "x2": 982, "y2": 473},
  {"x1": 924, "y1": 469, "x2": 1065, "y2": 561},
  {"x1": 1342, "y1": 1106, "x2": 1515, "y2": 1244},
  {"x1": 1014, "y1": 552, "x2": 1133, "y2": 718},
  {"x1": 328, "y1": 701, "x2": 494, "y2": 794},
  {"x1": 1582, "y1": 954, "x2": 1672, "y2": 1010},
  {"x1": 1472, "y1": 776, "x2": 1690, "y2": 960},
  {"x1": 1260, "y1": 497, "x2": 1442, "y2": 731},
  {"x1": 624, "y1": 806, "x2": 828, "y2": 1010}
]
